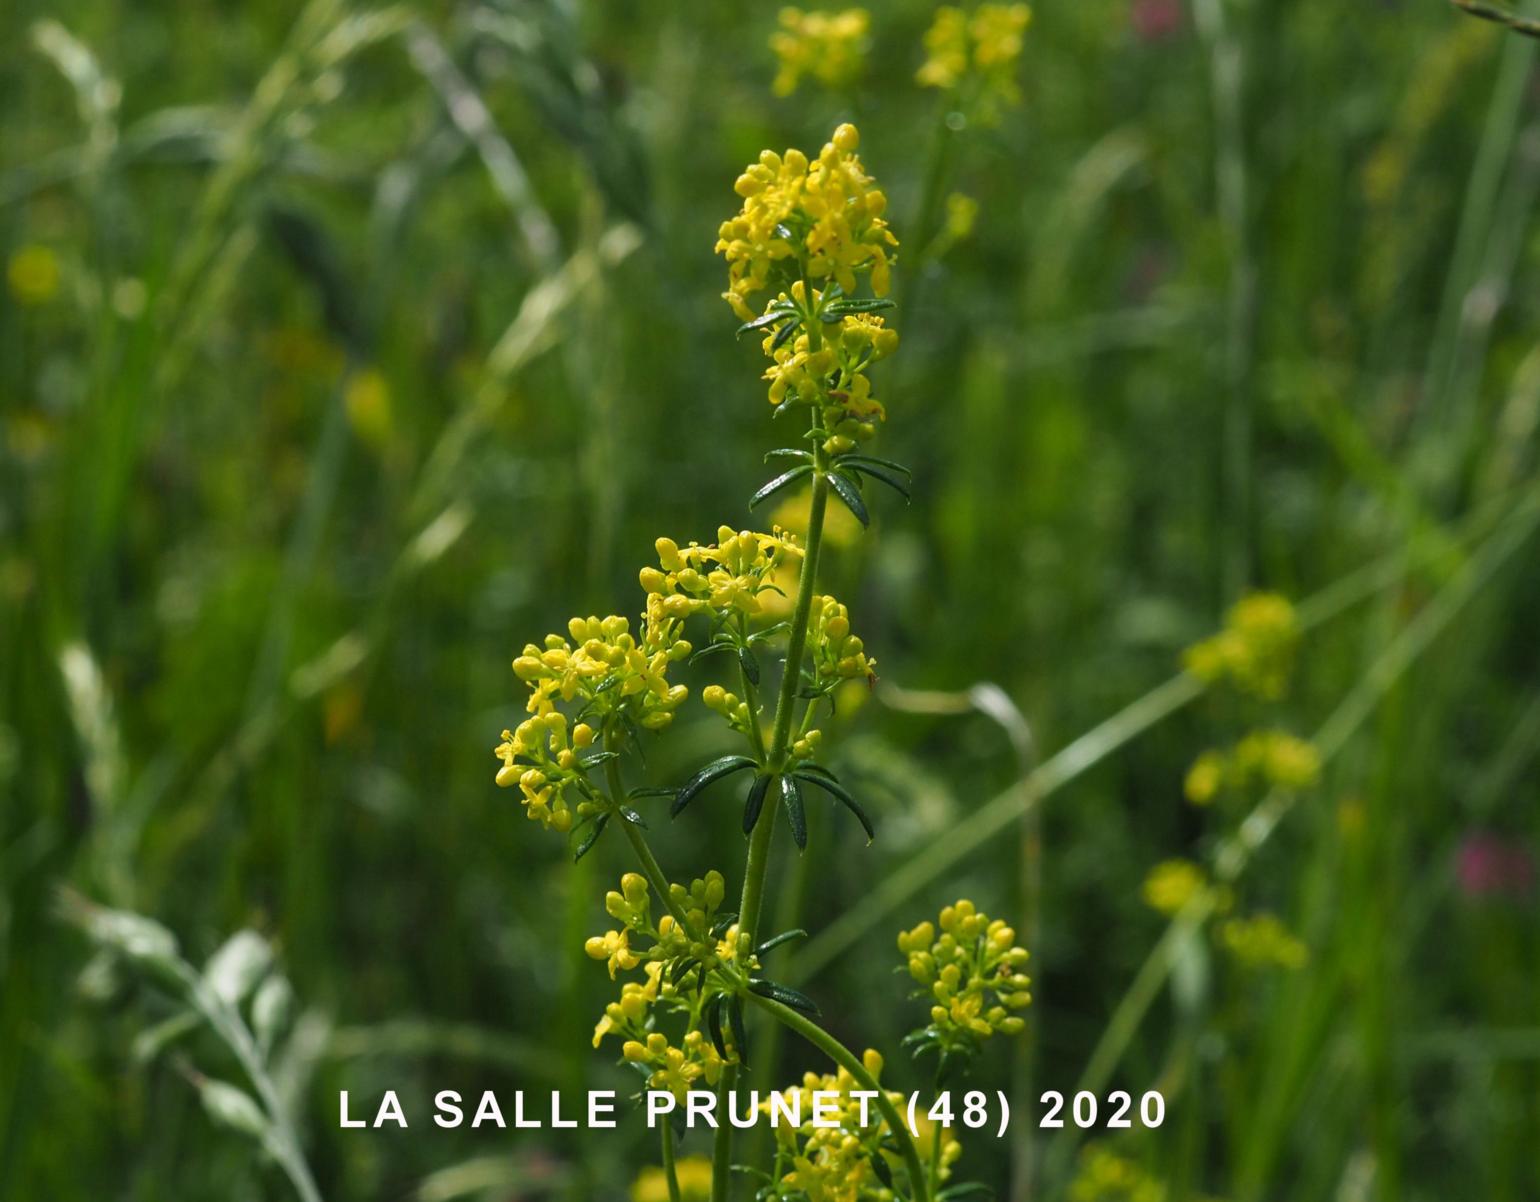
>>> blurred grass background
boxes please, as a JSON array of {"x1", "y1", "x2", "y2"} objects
[{"x1": 2, "y1": 0, "x2": 1538, "y2": 1198}]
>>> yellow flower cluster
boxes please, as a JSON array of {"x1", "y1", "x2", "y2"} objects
[
  {"x1": 770, "y1": 7, "x2": 870, "y2": 96},
  {"x1": 641, "y1": 529, "x2": 804, "y2": 624},
  {"x1": 1184, "y1": 730, "x2": 1321, "y2": 806},
  {"x1": 1140, "y1": 858, "x2": 1206, "y2": 917},
  {"x1": 623, "y1": 1029, "x2": 730, "y2": 1102},
  {"x1": 1183, "y1": 592, "x2": 1300, "y2": 701},
  {"x1": 759, "y1": 288, "x2": 897, "y2": 453},
  {"x1": 716, "y1": 123, "x2": 897, "y2": 320},
  {"x1": 512, "y1": 614, "x2": 690, "y2": 725},
  {"x1": 592, "y1": 961, "x2": 665, "y2": 1047},
  {"x1": 808, "y1": 595, "x2": 877, "y2": 686},
  {"x1": 1220, "y1": 912, "x2": 1308, "y2": 971},
  {"x1": 917, "y1": 5, "x2": 1033, "y2": 124},
  {"x1": 496, "y1": 614, "x2": 693, "y2": 823},
  {"x1": 897, "y1": 900, "x2": 1030, "y2": 1052},
  {"x1": 633, "y1": 1156, "x2": 714, "y2": 1202},
  {"x1": 1070, "y1": 1144, "x2": 1168, "y2": 1202},
  {"x1": 766, "y1": 1049, "x2": 945, "y2": 1201},
  {"x1": 493, "y1": 711, "x2": 596, "y2": 832}
]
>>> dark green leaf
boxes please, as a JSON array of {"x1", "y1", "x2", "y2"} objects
[
  {"x1": 769, "y1": 319, "x2": 800, "y2": 352},
  {"x1": 579, "y1": 749, "x2": 620, "y2": 765},
  {"x1": 572, "y1": 814, "x2": 608, "y2": 861},
  {"x1": 728, "y1": 995, "x2": 749, "y2": 1065},
  {"x1": 742, "y1": 773, "x2": 773, "y2": 834},
  {"x1": 750, "y1": 465, "x2": 813, "y2": 510},
  {"x1": 748, "y1": 620, "x2": 791, "y2": 644},
  {"x1": 705, "y1": 995, "x2": 728, "y2": 1060},
  {"x1": 795, "y1": 771, "x2": 876, "y2": 843},
  {"x1": 755, "y1": 929, "x2": 808, "y2": 956},
  {"x1": 840, "y1": 453, "x2": 912, "y2": 477},
  {"x1": 628, "y1": 786, "x2": 676, "y2": 799},
  {"x1": 738, "y1": 645, "x2": 760, "y2": 685},
  {"x1": 846, "y1": 461, "x2": 911, "y2": 501},
  {"x1": 826, "y1": 297, "x2": 897, "y2": 314},
  {"x1": 711, "y1": 911, "x2": 740, "y2": 938},
  {"x1": 689, "y1": 640, "x2": 736, "y2": 665},
  {"x1": 736, "y1": 310, "x2": 793, "y2": 337},
  {"x1": 618, "y1": 806, "x2": 647, "y2": 827},
  {"x1": 780, "y1": 775, "x2": 807, "y2": 849},
  {"x1": 747, "y1": 977, "x2": 821, "y2": 1017},
  {"x1": 765, "y1": 448, "x2": 813, "y2": 464},
  {"x1": 673, "y1": 755, "x2": 757, "y2": 817},
  {"x1": 827, "y1": 471, "x2": 870, "y2": 527},
  {"x1": 937, "y1": 1185, "x2": 995, "y2": 1201}
]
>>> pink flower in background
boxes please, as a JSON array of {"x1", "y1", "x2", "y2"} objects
[
  {"x1": 1456, "y1": 833, "x2": 1534, "y2": 900},
  {"x1": 1131, "y1": 0, "x2": 1183, "y2": 41}
]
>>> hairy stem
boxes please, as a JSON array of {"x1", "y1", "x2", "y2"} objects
[{"x1": 745, "y1": 992, "x2": 930, "y2": 1202}]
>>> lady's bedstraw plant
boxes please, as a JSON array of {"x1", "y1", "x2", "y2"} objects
[{"x1": 493, "y1": 124, "x2": 1028, "y2": 1202}]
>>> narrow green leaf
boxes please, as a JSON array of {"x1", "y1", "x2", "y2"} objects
[
  {"x1": 618, "y1": 806, "x2": 647, "y2": 827},
  {"x1": 573, "y1": 817, "x2": 608, "y2": 862},
  {"x1": 628, "y1": 786, "x2": 676, "y2": 799},
  {"x1": 705, "y1": 995, "x2": 728, "y2": 1060},
  {"x1": 795, "y1": 771, "x2": 876, "y2": 843},
  {"x1": 847, "y1": 461, "x2": 911, "y2": 501},
  {"x1": 827, "y1": 472, "x2": 870, "y2": 527},
  {"x1": 750, "y1": 465, "x2": 813, "y2": 510},
  {"x1": 755, "y1": 929, "x2": 808, "y2": 956},
  {"x1": 826, "y1": 297, "x2": 897, "y2": 314},
  {"x1": 769, "y1": 319, "x2": 800, "y2": 352},
  {"x1": 738, "y1": 645, "x2": 760, "y2": 685},
  {"x1": 780, "y1": 775, "x2": 807, "y2": 849},
  {"x1": 765, "y1": 448, "x2": 813, "y2": 464},
  {"x1": 841, "y1": 453, "x2": 912, "y2": 478},
  {"x1": 742, "y1": 773, "x2": 773, "y2": 834},
  {"x1": 736, "y1": 310, "x2": 793, "y2": 338},
  {"x1": 747, "y1": 977, "x2": 821, "y2": 1017},
  {"x1": 673, "y1": 755, "x2": 757, "y2": 817},
  {"x1": 728, "y1": 995, "x2": 749, "y2": 1064}
]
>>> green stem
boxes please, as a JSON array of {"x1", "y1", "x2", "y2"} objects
[
  {"x1": 661, "y1": 1116, "x2": 683, "y2": 1202},
  {"x1": 928, "y1": 1117, "x2": 943, "y2": 1195},
  {"x1": 711, "y1": 1066, "x2": 736, "y2": 1202},
  {"x1": 737, "y1": 467, "x2": 827, "y2": 946},
  {"x1": 603, "y1": 733, "x2": 694, "y2": 933},
  {"x1": 745, "y1": 992, "x2": 930, "y2": 1202}
]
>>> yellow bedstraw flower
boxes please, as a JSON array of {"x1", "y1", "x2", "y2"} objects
[
  {"x1": 763, "y1": 1049, "x2": 927, "y2": 1198},
  {"x1": 716, "y1": 123, "x2": 897, "y2": 320},
  {"x1": 1220, "y1": 912, "x2": 1308, "y2": 971},
  {"x1": 770, "y1": 7, "x2": 869, "y2": 95},
  {"x1": 898, "y1": 900, "x2": 1030, "y2": 1062},
  {"x1": 1184, "y1": 730, "x2": 1320, "y2": 806},
  {"x1": 1070, "y1": 1143, "x2": 1168, "y2": 1202},
  {"x1": 7, "y1": 245, "x2": 60, "y2": 305},
  {"x1": 807, "y1": 595, "x2": 876, "y2": 686},
  {"x1": 642, "y1": 528, "x2": 804, "y2": 623},
  {"x1": 633, "y1": 1155, "x2": 713, "y2": 1202},
  {"x1": 1141, "y1": 859, "x2": 1206, "y2": 916},
  {"x1": 1182, "y1": 592, "x2": 1300, "y2": 700},
  {"x1": 917, "y1": 5, "x2": 1033, "y2": 124}
]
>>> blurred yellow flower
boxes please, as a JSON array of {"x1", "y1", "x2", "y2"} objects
[
  {"x1": 1141, "y1": 858, "x2": 1205, "y2": 916},
  {"x1": 1220, "y1": 912, "x2": 1308, "y2": 970},
  {"x1": 344, "y1": 368, "x2": 393, "y2": 447},
  {"x1": 1183, "y1": 592, "x2": 1299, "y2": 700},
  {"x1": 917, "y1": 4, "x2": 1032, "y2": 124},
  {"x1": 8, "y1": 245, "x2": 61, "y2": 306},
  {"x1": 633, "y1": 1155, "x2": 713, "y2": 1202},
  {"x1": 770, "y1": 7, "x2": 869, "y2": 96}
]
